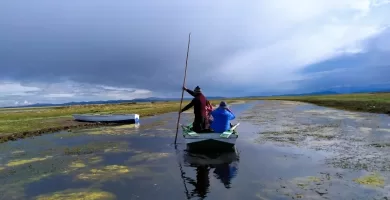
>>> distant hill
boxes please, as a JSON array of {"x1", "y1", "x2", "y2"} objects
[
  {"x1": 3, "y1": 88, "x2": 390, "y2": 108},
  {"x1": 272, "y1": 90, "x2": 340, "y2": 97},
  {"x1": 2, "y1": 96, "x2": 227, "y2": 108}
]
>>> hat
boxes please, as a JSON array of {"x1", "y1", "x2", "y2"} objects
[
  {"x1": 194, "y1": 86, "x2": 201, "y2": 93},
  {"x1": 219, "y1": 101, "x2": 228, "y2": 108}
]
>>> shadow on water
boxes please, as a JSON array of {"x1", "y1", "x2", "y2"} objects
[{"x1": 176, "y1": 147, "x2": 240, "y2": 199}]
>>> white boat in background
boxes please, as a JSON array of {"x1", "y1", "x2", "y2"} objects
[{"x1": 72, "y1": 113, "x2": 140, "y2": 123}]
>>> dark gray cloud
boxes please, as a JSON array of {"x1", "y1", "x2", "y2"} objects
[
  {"x1": 0, "y1": 0, "x2": 256, "y2": 94},
  {"x1": 1, "y1": 0, "x2": 390, "y2": 103}
]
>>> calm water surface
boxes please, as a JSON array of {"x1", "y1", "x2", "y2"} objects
[{"x1": 0, "y1": 101, "x2": 389, "y2": 200}]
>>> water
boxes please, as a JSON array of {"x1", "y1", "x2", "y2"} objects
[{"x1": 0, "y1": 100, "x2": 389, "y2": 199}]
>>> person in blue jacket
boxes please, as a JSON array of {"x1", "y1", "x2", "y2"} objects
[{"x1": 210, "y1": 101, "x2": 235, "y2": 133}]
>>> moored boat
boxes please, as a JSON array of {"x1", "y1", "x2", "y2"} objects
[
  {"x1": 181, "y1": 123, "x2": 240, "y2": 150},
  {"x1": 72, "y1": 113, "x2": 140, "y2": 123}
]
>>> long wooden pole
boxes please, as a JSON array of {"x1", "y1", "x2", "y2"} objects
[{"x1": 174, "y1": 32, "x2": 191, "y2": 144}]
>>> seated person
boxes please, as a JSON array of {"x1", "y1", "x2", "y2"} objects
[{"x1": 210, "y1": 101, "x2": 235, "y2": 133}]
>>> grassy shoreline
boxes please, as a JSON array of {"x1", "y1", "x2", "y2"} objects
[
  {"x1": 1, "y1": 92, "x2": 389, "y2": 143},
  {"x1": 251, "y1": 93, "x2": 390, "y2": 115},
  {"x1": 0, "y1": 99, "x2": 242, "y2": 143}
]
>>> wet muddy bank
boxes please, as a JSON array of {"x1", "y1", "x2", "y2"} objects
[
  {"x1": 238, "y1": 100, "x2": 390, "y2": 199},
  {"x1": 260, "y1": 98, "x2": 390, "y2": 115},
  {"x1": 0, "y1": 119, "x2": 136, "y2": 144},
  {"x1": 0, "y1": 100, "x2": 248, "y2": 144}
]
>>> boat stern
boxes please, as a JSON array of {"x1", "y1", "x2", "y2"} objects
[{"x1": 186, "y1": 138, "x2": 237, "y2": 151}]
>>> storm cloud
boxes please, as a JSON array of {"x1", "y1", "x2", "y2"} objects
[{"x1": 1, "y1": 0, "x2": 390, "y2": 106}]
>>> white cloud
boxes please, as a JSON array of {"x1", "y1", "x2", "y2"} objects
[
  {"x1": 0, "y1": 81, "x2": 153, "y2": 107},
  {"x1": 0, "y1": 82, "x2": 40, "y2": 95},
  {"x1": 211, "y1": 0, "x2": 390, "y2": 90},
  {"x1": 43, "y1": 93, "x2": 75, "y2": 98}
]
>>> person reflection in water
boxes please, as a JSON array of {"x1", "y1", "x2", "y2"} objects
[
  {"x1": 187, "y1": 166, "x2": 210, "y2": 198},
  {"x1": 213, "y1": 163, "x2": 238, "y2": 189},
  {"x1": 186, "y1": 163, "x2": 238, "y2": 198}
]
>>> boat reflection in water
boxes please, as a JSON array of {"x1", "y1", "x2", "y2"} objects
[{"x1": 179, "y1": 148, "x2": 239, "y2": 199}]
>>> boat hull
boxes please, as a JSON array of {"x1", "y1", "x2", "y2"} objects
[
  {"x1": 186, "y1": 138, "x2": 237, "y2": 151},
  {"x1": 181, "y1": 124, "x2": 239, "y2": 151},
  {"x1": 72, "y1": 114, "x2": 140, "y2": 123}
]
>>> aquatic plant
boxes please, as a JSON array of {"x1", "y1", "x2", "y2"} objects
[
  {"x1": 69, "y1": 160, "x2": 86, "y2": 169},
  {"x1": 252, "y1": 93, "x2": 390, "y2": 115},
  {"x1": 89, "y1": 156, "x2": 103, "y2": 164},
  {"x1": 127, "y1": 152, "x2": 171, "y2": 163},
  {"x1": 353, "y1": 172, "x2": 385, "y2": 187},
  {"x1": 103, "y1": 141, "x2": 131, "y2": 153},
  {"x1": 85, "y1": 125, "x2": 138, "y2": 136},
  {"x1": 6, "y1": 155, "x2": 53, "y2": 167},
  {"x1": 34, "y1": 189, "x2": 116, "y2": 200},
  {"x1": 76, "y1": 165, "x2": 143, "y2": 181},
  {"x1": 11, "y1": 150, "x2": 25, "y2": 154},
  {"x1": 64, "y1": 141, "x2": 130, "y2": 155}
]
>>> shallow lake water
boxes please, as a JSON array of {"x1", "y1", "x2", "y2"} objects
[{"x1": 0, "y1": 100, "x2": 389, "y2": 200}]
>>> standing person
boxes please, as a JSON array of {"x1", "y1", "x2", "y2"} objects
[
  {"x1": 205, "y1": 100, "x2": 214, "y2": 129},
  {"x1": 210, "y1": 101, "x2": 235, "y2": 133},
  {"x1": 180, "y1": 86, "x2": 209, "y2": 133}
]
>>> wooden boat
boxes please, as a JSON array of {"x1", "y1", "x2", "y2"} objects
[
  {"x1": 181, "y1": 123, "x2": 240, "y2": 150},
  {"x1": 72, "y1": 113, "x2": 140, "y2": 123}
]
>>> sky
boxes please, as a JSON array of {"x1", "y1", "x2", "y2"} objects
[{"x1": 1, "y1": 0, "x2": 390, "y2": 106}]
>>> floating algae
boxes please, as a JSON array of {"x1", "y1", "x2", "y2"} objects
[
  {"x1": 127, "y1": 152, "x2": 171, "y2": 163},
  {"x1": 86, "y1": 125, "x2": 138, "y2": 136},
  {"x1": 11, "y1": 150, "x2": 25, "y2": 155},
  {"x1": 34, "y1": 189, "x2": 116, "y2": 200},
  {"x1": 292, "y1": 176, "x2": 323, "y2": 190},
  {"x1": 69, "y1": 160, "x2": 86, "y2": 169},
  {"x1": 303, "y1": 109, "x2": 362, "y2": 120},
  {"x1": 113, "y1": 124, "x2": 140, "y2": 129},
  {"x1": 353, "y1": 172, "x2": 385, "y2": 187},
  {"x1": 139, "y1": 129, "x2": 175, "y2": 137},
  {"x1": 76, "y1": 165, "x2": 145, "y2": 181},
  {"x1": 64, "y1": 141, "x2": 129, "y2": 155},
  {"x1": 0, "y1": 171, "x2": 57, "y2": 200},
  {"x1": 6, "y1": 155, "x2": 53, "y2": 167},
  {"x1": 86, "y1": 128, "x2": 118, "y2": 135},
  {"x1": 89, "y1": 156, "x2": 103, "y2": 164},
  {"x1": 103, "y1": 142, "x2": 131, "y2": 153}
]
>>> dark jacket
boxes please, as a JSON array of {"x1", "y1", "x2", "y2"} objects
[{"x1": 181, "y1": 89, "x2": 207, "y2": 118}]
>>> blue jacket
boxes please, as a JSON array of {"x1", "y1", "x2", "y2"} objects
[{"x1": 210, "y1": 107, "x2": 235, "y2": 133}]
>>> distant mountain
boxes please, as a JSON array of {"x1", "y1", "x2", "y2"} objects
[
  {"x1": 272, "y1": 90, "x2": 340, "y2": 97},
  {"x1": 3, "y1": 88, "x2": 389, "y2": 109},
  {"x1": 2, "y1": 96, "x2": 228, "y2": 108},
  {"x1": 328, "y1": 84, "x2": 390, "y2": 94}
]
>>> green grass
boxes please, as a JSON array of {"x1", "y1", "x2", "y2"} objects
[
  {"x1": 0, "y1": 99, "x2": 242, "y2": 142},
  {"x1": 251, "y1": 93, "x2": 390, "y2": 114},
  {"x1": 1, "y1": 92, "x2": 389, "y2": 143}
]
